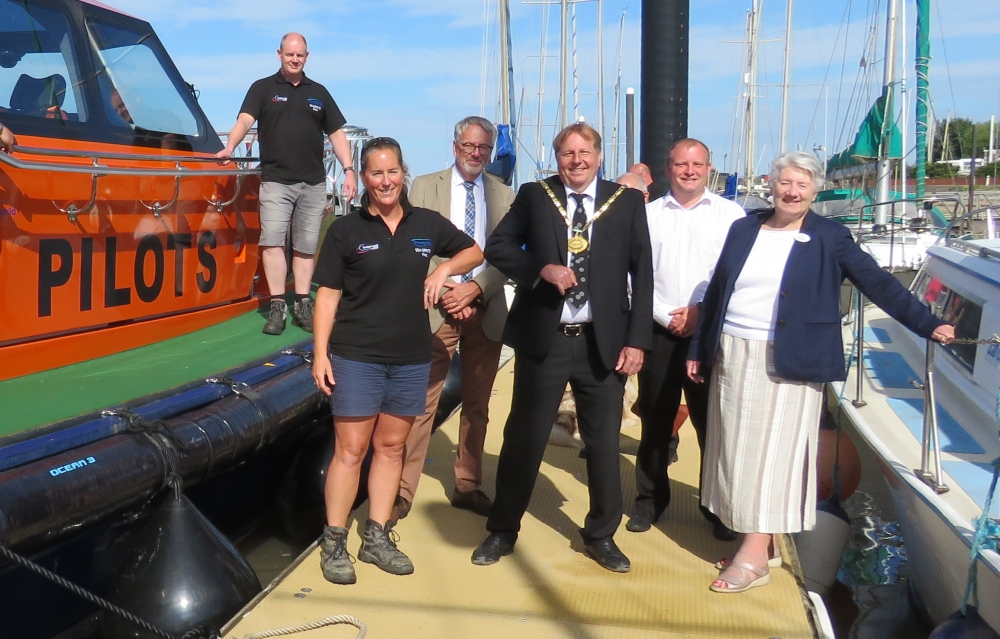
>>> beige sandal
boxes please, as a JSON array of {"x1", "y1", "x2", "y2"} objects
[
  {"x1": 710, "y1": 562, "x2": 770, "y2": 593},
  {"x1": 713, "y1": 553, "x2": 782, "y2": 571}
]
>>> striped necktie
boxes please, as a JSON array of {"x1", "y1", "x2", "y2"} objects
[{"x1": 462, "y1": 181, "x2": 476, "y2": 283}]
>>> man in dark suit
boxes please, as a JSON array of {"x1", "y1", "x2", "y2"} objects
[{"x1": 472, "y1": 123, "x2": 653, "y2": 572}]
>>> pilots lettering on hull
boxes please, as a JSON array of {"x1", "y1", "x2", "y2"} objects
[{"x1": 37, "y1": 232, "x2": 218, "y2": 317}]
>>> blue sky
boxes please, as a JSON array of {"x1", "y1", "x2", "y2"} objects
[{"x1": 122, "y1": 0, "x2": 999, "y2": 182}]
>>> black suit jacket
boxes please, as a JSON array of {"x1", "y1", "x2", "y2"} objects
[{"x1": 484, "y1": 176, "x2": 654, "y2": 370}]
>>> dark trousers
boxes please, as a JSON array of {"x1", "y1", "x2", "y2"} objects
[
  {"x1": 487, "y1": 326, "x2": 626, "y2": 542},
  {"x1": 635, "y1": 324, "x2": 720, "y2": 525}
]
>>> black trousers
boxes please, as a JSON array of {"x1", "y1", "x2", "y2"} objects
[
  {"x1": 634, "y1": 324, "x2": 720, "y2": 525},
  {"x1": 487, "y1": 326, "x2": 625, "y2": 542}
]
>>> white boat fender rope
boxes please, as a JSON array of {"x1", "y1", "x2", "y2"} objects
[{"x1": 232, "y1": 615, "x2": 367, "y2": 639}]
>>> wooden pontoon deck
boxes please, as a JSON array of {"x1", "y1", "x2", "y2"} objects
[{"x1": 224, "y1": 360, "x2": 820, "y2": 638}]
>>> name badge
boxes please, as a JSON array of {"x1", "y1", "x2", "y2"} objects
[{"x1": 794, "y1": 232, "x2": 811, "y2": 243}]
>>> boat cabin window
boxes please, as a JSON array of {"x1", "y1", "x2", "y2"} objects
[
  {"x1": 0, "y1": 0, "x2": 88, "y2": 123},
  {"x1": 913, "y1": 273, "x2": 983, "y2": 372},
  {"x1": 86, "y1": 18, "x2": 201, "y2": 147}
]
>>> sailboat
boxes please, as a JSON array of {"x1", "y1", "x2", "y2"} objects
[
  {"x1": 816, "y1": 0, "x2": 945, "y2": 273},
  {"x1": 831, "y1": 0, "x2": 1000, "y2": 633}
]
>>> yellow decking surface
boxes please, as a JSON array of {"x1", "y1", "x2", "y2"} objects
[{"x1": 226, "y1": 361, "x2": 817, "y2": 639}]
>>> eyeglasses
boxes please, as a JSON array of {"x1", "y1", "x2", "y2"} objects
[
  {"x1": 362, "y1": 136, "x2": 400, "y2": 152},
  {"x1": 457, "y1": 142, "x2": 493, "y2": 155}
]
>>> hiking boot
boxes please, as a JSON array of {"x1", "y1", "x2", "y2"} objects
[
  {"x1": 262, "y1": 299, "x2": 286, "y2": 335},
  {"x1": 292, "y1": 297, "x2": 314, "y2": 333},
  {"x1": 320, "y1": 526, "x2": 356, "y2": 584},
  {"x1": 358, "y1": 519, "x2": 414, "y2": 575}
]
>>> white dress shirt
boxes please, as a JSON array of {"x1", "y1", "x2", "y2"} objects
[
  {"x1": 646, "y1": 189, "x2": 745, "y2": 330},
  {"x1": 449, "y1": 166, "x2": 487, "y2": 281},
  {"x1": 560, "y1": 178, "x2": 598, "y2": 324}
]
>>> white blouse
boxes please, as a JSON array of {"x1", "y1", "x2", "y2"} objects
[{"x1": 723, "y1": 228, "x2": 798, "y2": 341}]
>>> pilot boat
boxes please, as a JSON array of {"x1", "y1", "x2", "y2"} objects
[{"x1": 0, "y1": 1, "x2": 365, "y2": 637}]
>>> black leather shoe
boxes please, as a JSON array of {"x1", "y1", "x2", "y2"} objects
[
  {"x1": 583, "y1": 537, "x2": 631, "y2": 573},
  {"x1": 712, "y1": 519, "x2": 738, "y2": 542},
  {"x1": 471, "y1": 533, "x2": 516, "y2": 566},
  {"x1": 451, "y1": 489, "x2": 493, "y2": 517},
  {"x1": 626, "y1": 511, "x2": 653, "y2": 533}
]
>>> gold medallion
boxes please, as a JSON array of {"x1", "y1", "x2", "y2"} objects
[{"x1": 567, "y1": 234, "x2": 589, "y2": 254}]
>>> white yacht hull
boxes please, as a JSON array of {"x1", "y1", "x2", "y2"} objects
[{"x1": 833, "y1": 399, "x2": 1000, "y2": 629}]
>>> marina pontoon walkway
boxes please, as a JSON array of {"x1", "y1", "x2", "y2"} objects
[{"x1": 225, "y1": 360, "x2": 819, "y2": 639}]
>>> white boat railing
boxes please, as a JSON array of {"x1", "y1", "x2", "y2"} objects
[
  {"x1": 855, "y1": 196, "x2": 963, "y2": 268},
  {"x1": 941, "y1": 205, "x2": 1000, "y2": 246}
]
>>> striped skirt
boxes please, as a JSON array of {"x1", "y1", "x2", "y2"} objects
[{"x1": 701, "y1": 333, "x2": 823, "y2": 534}]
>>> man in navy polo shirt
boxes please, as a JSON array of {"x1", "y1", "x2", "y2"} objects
[{"x1": 217, "y1": 32, "x2": 357, "y2": 335}]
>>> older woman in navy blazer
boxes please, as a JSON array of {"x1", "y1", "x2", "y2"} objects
[{"x1": 687, "y1": 151, "x2": 954, "y2": 594}]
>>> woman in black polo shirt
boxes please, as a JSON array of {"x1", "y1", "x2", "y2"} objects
[{"x1": 311, "y1": 137, "x2": 483, "y2": 584}]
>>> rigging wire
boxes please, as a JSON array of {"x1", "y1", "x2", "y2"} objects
[
  {"x1": 933, "y1": 0, "x2": 959, "y2": 135},
  {"x1": 803, "y1": 0, "x2": 853, "y2": 155}
]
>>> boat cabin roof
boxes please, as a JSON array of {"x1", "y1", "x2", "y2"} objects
[
  {"x1": 927, "y1": 239, "x2": 1000, "y2": 289},
  {"x1": 0, "y1": 0, "x2": 221, "y2": 153}
]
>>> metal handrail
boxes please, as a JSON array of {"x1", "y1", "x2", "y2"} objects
[
  {"x1": 941, "y1": 204, "x2": 1000, "y2": 244},
  {"x1": 853, "y1": 288, "x2": 866, "y2": 408},
  {"x1": 915, "y1": 341, "x2": 949, "y2": 493},
  {"x1": 912, "y1": 335, "x2": 1000, "y2": 493},
  {"x1": 12, "y1": 144, "x2": 261, "y2": 164},
  {"x1": 0, "y1": 146, "x2": 259, "y2": 177}
]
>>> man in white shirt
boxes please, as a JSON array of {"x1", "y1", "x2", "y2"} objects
[{"x1": 627, "y1": 139, "x2": 745, "y2": 541}]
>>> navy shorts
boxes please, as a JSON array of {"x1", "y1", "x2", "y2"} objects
[{"x1": 329, "y1": 354, "x2": 431, "y2": 417}]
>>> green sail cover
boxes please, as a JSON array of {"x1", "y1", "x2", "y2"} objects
[{"x1": 827, "y1": 93, "x2": 902, "y2": 172}]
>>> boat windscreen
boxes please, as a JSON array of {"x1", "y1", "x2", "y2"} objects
[
  {"x1": 86, "y1": 17, "x2": 201, "y2": 143},
  {"x1": 0, "y1": 0, "x2": 88, "y2": 123}
]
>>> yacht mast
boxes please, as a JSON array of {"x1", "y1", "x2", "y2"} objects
[
  {"x1": 743, "y1": 0, "x2": 762, "y2": 185},
  {"x1": 560, "y1": 0, "x2": 569, "y2": 129},
  {"x1": 779, "y1": 0, "x2": 792, "y2": 153},
  {"x1": 535, "y1": 3, "x2": 550, "y2": 177},
  {"x1": 875, "y1": 0, "x2": 899, "y2": 226},
  {"x1": 610, "y1": 11, "x2": 626, "y2": 176},
  {"x1": 500, "y1": 0, "x2": 511, "y2": 125},
  {"x1": 915, "y1": 0, "x2": 931, "y2": 197}
]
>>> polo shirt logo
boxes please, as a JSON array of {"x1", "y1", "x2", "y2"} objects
[
  {"x1": 272, "y1": 95, "x2": 288, "y2": 102},
  {"x1": 307, "y1": 98, "x2": 323, "y2": 112},
  {"x1": 411, "y1": 238, "x2": 432, "y2": 257},
  {"x1": 356, "y1": 243, "x2": 380, "y2": 253}
]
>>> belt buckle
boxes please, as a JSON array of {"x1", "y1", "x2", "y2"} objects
[{"x1": 561, "y1": 323, "x2": 585, "y2": 337}]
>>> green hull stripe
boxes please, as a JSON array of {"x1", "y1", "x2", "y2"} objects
[{"x1": 0, "y1": 309, "x2": 311, "y2": 437}]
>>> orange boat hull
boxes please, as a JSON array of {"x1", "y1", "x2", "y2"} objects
[{"x1": 1, "y1": 136, "x2": 263, "y2": 379}]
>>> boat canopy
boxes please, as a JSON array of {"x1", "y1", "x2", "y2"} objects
[
  {"x1": 0, "y1": 0, "x2": 221, "y2": 152},
  {"x1": 826, "y1": 93, "x2": 902, "y2": 173}
]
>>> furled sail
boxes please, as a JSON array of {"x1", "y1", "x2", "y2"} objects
[{"x1": 826, "y1": 93, "x2": 902, "y2": 172}]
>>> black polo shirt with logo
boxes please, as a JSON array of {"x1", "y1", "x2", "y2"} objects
[
  {"x1": 313, "y1": 197, "x2": 475, "y2": 365},
  {"x1": 239, "y1": 72, "x2": 346, "y2": 185}
]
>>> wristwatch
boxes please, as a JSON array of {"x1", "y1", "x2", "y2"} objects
[{"x1": 342, "y1": 166, "x2": 355, "y2": 172}]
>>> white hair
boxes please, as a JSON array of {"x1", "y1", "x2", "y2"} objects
[
  {"x1": 454, "y1": 116, "x2": 497, "y2": 145},
  {"x1": 769, "y1": 151, "x2": 824, "y2": 191}
]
